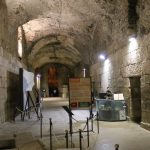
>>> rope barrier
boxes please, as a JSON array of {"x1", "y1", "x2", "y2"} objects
[
  {"x1": 16, "y1": 107, "x2": 24, "y2": 113},
  {"x1": 15, "y1": 103, "x2": 40, "y2": 115},
  {"x1": 51, "y1": 125, "x2": 64, "y2": 146},
  {"x1": 16, "y1": 106, "x2": 99, "y2": 149}
]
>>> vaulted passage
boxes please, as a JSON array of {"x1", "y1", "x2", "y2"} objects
[{"x1": 0, "y1": 0, "x2": 150, "y2": 149}]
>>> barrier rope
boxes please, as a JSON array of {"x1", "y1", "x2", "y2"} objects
[
  {"x1": 15, "y1": 102, "x2": 40, "y2": 114},
  {"x1": 51, "y1": 125, "x2": 65, "y2": 146}
]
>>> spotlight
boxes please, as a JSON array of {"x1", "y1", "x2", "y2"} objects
[
  {"x1": 42, "y1": 89, "x2": 46, "y2": 92},
  {"x1": 99, "y1": 54, "x2": 106, "y2": 60},
  {"x1": 36, "y1": 74, "x2": 41, "y2": 78},
  {"x1": 82, "y1": 68, "x2": 86, "y2": 78},
  {"x1": 128, "y1": 36, "x2": 138, "y2": 51},
  {"x1": 36, "y1": 74, "x2": 41, "y2": 89},
  {"x1": 129, "y1": 37, "x2": 136, "y2": 42}
]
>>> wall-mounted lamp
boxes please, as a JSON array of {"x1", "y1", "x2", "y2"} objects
[
  {"x1": 99, "y1": 54, "x2": 107, "y2": 60},
  {"x1": 18, "y1": 39, "x2": 23, "y2": 59},
  {"x1": 82, "y1": 68, "x2": 86, "y2": 78},
  {"x1": 128, "y1": 36, "x2": 138, "y2": 51},
  {"x1": 129, "y1": 37, "x2": 136, "y2": 42},
  {"x1": 18, "y1": 26, "x2": 23, "y2": 60},
  {"x1": 36, "y1": 74, "x2": 41, "y2": 89}
]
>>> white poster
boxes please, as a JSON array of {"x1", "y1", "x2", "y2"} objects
[
  {"x1": 23, "y1": 69, "x2": 34, "y2": 91},
  {"x1": 23, "y1": 69, "x2": 35, "y2": 110},
  {"x1": 114, "y1": 93, "x2": 124, "y2": 100}
]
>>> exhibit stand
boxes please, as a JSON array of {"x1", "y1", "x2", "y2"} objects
[{"x1": 95, "y1": 99, "x2": 126, "y2": 121}]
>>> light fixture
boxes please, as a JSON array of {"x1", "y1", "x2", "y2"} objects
[
  {"x1": 129, "y1": 37, "x2": 136, "y2": 42},
  {"x1": 36, "y1": 74, "x2": 41, "y2": 89},
  {"x1": 99, "y1": 54, "x2": 107, "y2": 60},
  {"x1": 18, "y1": 26, "x2": 23, "y2": 59},
  {"x1": 128, "y1": 34, "x2": 137, "y2": 42},
  {"x1": 82, "y1": 68, "x2": 86, "y2": 78},
  {"x1": 128, "y1": 36, "x2": 138, "y2": 51},
  {"x1": 36, "y1": 74, "x2": 41, "y2": 78}
]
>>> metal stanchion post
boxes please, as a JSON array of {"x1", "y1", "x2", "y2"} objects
[
  {"x1": 40, "y1": 113, "x2": 43, "y2": 138},
  {"x1": 70, "y1": 132, "x2": 73, "y2": 148},
  {"x1": 65, "y1": 130, "x2": 69, "y2": 148},
  {"x1": 115, "y1": 144, "x2": 119, "y2": 150},
  {"x1": 69, "y1": 114, "x2": 73, "y2": 135},
  {"x1": 69, "y1": 114, "x2": 73, "y2": 147},
  {"x1": 49, "y1": 118, "x2": 53, "y2": 150},
  {"x1": 21, "y1": 112, "x2": 23, "y2": 121},
  {"x1": 68, "y1": 77, "x2": 73, "y2": 148},
  {"x1": 97, "y1": 111, "x2": 99, "y2": 134},
  {"x1": 87, "y1": 118, "x2": 90, "y2": 147},
  {"x1": 91, "y1": 117, "x2": 93, "y2": 132},
  {"x1": 79, "y1": 129, "x2": 82, "y2": 150}
]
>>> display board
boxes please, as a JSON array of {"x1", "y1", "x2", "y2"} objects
[
  {"x1": 19, "y1": 68, "x2": 35, "y2": 110},
  {"x1": 69, "y1": 78, "x2": 91, "y2": 108}
]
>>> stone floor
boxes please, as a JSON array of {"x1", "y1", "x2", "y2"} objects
[{"x1": 0, "y1": 107, "x2": 150, "y2": 150}]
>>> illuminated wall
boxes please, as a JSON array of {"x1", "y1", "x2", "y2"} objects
[{"x1": 90, "y1": 34, "x2": 150, "y2": 130}]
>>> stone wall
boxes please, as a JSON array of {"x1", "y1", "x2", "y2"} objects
[
  {"x1": 6, "y1": 71, "x2": 20, "y2": 121},
  {"x1": 0, "y1": 0, "x2": 23, "y2": 123},
  {"x1": 90, "y1": 33, "x2": 150, "y2": 130},
  {"x1": 140, "y1": 34, "x2": 150, "y2": 130},
  {"x1": 90, "y1": 0, "x2": 150, "y2": 131},
  {"x1": 0, "y1": 50, "x2": 23, "y2": 122}
]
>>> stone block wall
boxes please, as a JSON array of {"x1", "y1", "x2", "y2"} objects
[
  {"x1": 0, "y1": 49, "x2": 22, "y2": 122},
  {"x1": 0, "y1": 0, "x2": 23, "y2": 123},
  {"x1": 90, "y1": 32, "x2": 150, "y2": 130},
  {"x1": 0, "y1": 65, "x2": 7, "y2": 122},
  {"x1": 90, "y1": 63, "x2": 101, "y2": 95},
  {"x1": 6, "y1": 71, "x2": 20, "y2": 121},
  {"x1": 90, "y1": 0, "x2": 150, "y2": 129},
  {"x1": 140, "y1": 34, "x2": 150, "y2": 130}
]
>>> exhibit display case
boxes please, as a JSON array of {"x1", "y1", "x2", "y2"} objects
[{"x1": 96, "y1": 99, "x2": 126, "y2": 121}]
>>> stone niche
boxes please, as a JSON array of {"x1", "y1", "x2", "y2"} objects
[{"x1": 5, "y1": 71, "x2": 20, "y2": 121}]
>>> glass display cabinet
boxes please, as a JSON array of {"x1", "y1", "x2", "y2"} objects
[{"x1": 95, "y1": 99, "x2": 126, "y2": 121}]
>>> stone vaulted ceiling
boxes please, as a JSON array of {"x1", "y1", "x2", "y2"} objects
[{"x1": 6, "y1": 0, "x2": 128, "y2": 69}]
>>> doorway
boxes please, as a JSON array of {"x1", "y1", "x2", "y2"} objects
[
  {"x1": 48, "y1": 66, "x2": 59, "y2": 97},
  {"x1": 129, "y1": 77, "x2": 141, "y2": 123}
]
